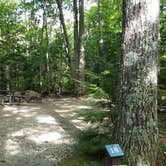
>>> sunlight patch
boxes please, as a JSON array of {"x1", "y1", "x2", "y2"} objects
[
  {"x1": 71, "y1": 119, "x2": 89, "y2": 130},
  {"x1": 35, "y1": 115, "x2": 57, "y2": 124},
  {"x1": 55, "y1": 109, "x2": 71, "y2": 113},
  {"x1": 3, "y1": 113, "x2": 12, "y2": 117},
  {"x1": 145, "y1": 66, "x2": 157, "y2": 84},
  {"x1": 5, "y1": 139, "x2": 20, "y2": 156},
  {"x1": 10, "y1": 130, "x2": 25, "y2": 137},
  {"x1": 28, "y1": 131, "x2": 62, "y2": 144},
  {"x1": 3, "y1": 106, "x2": 18, "y2": 112},
  {"x1": 78, "y1": 105, "x2": 92, "y2": 109},
  {"x1": 16, "y1": 117, "x2": 22, "y2": 120},
  {"x1": 146, "y1": 0, "x2": 160, "y2": 22}
]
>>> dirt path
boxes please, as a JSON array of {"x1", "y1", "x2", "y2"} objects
[{"x1": 0, "y1": 97, "x2": 92, "y2": 166}]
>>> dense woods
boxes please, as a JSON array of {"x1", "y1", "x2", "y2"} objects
[
  {"x1": 0, "y1": 0, "x2": 122, "y2": 98},
  {"x1": 0, "y1": 0, "x2": 165, "y2": 165}
]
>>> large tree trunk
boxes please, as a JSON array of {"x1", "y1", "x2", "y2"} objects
[{"x1": 113, "y1": 0, "x2": 160, "y2": 166}]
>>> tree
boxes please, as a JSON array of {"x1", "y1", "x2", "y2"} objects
[
  {"x1": 98, "y1": 0, "x2": 103, "y2": 71},
  {"x1": 113, "y1": 0, "x2": 160, "y2": 165},
  {"x1": 73, "y1": 0, "x2": 79, "y2": 93},
  {"x1": 77, "y1": 0, "x2": 85, "y2": 95},
  {"x1": 73, "y1": 0, "x2": 85, "y2": 96},
  {"x1": 0, "y1": 0, "x2": 24, "y2": 91},
  {"x1": 56, "y1": 0, "x2": 75, "y2": 81}
]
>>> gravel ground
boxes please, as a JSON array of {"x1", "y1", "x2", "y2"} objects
[{"x1": 0, "y1": 97, "x2": 91, "y2": 166}]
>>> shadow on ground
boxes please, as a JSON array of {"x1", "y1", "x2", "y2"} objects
[{"x1": 0, "y1": 97, "x2": 92, "y2": 166}]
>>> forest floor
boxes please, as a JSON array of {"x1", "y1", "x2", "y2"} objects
[
  {"x1": 0, "y1": 97, "x2": 165, "y2": 166},
  {"x1": 0, "y1": 97, "x2": 96, "y2": 166}
]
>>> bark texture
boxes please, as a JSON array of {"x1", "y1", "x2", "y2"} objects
[
  {"x1": 114, "y1": 0, "x2": 160, "y2": 165},
  {"x1": 73, "y1": 0, "x2": 79, "y2": 94},
  {"x1": 73, "y1": 0, "x2": 79, "y2": 68},
  {"x1": 77, "y1": 0, "x2": 85, "y2": 96},
  {"x1": 5, "y1": 65, "x2": 10, "y2": 91},
  {"x1": 73, "y1": 0, "x2": 85, "y2": 96},
  {"x1": 39, "y1": 5, "x2": 46, "y2": 91}
]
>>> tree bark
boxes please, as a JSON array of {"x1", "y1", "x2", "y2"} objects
[
  {"x1": 113, "y1": 0, "x2": 160, "y2": 165},
  {"x1": 5, "y1": 65, "x2": 10, "y2": 91},
  {"x1": 39, "y1": 5, "x2": 46, "y2": 92},
  {"x1": 77, "y1": 0, "x2": 85, "y2": 96},
  {"x1": 45, "y1": 17, "x2": 52, "y2": 96},
  {"x1": 73, "y1": 0, "x2": 79, "y2": 94},
  {"x1": 73, "y1": 0, "x2": 79, "y2": 68}
]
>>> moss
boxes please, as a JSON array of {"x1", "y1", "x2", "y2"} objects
[{"x1": 124, "y1": 51, "x2": 140, "y2": 66}]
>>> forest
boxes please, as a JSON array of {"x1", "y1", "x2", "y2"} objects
[{"x1": 0, "y1": 0, "x2": 165, "y2": 166}]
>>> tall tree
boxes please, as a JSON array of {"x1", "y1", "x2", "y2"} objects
[
  {"x1": 113, "y1": 0, "x2": 160, "y2": 165},
  {"x1": 56, "y1": 0, "x2": 75, "y2": 81},
  {"x1": 98, "y1": 0, "x2": 103, "y2": 61},
  {"x1": 74, "y1": 0, "x2": 85, "y2": 96},
  {"x1": 73, "y1": 0, "x2": 79, "y2": 94},
  {"x1": 78, "y1": 0, "x2": 85, "y2": 95},
  {"x1": 39, "y1": 3, "x2": 46, "y2": 91}
]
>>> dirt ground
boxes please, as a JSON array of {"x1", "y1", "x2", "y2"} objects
[{"x1": 0, "y1": 97, "x2": 92, "y2": 166}]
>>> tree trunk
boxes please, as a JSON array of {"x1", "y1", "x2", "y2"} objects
[
  {"x1": 97, "y1": 0, "x2": 103, "y2": 86},
  {"x1": 56, "y1": 0, "x2": 75, "y2": 80},
  {"x1": 73, "y1": 0, "x2": 79, "y2": 94},
  {"x1": 113, "y1": 0, "x2": 160, "y2": 166},
  {"x1": 98, "y1": 0, "x2": 103, "y2": 62},
  {"x1": 5, "y1": 65, "x2": 10, "y2": 91},
  {"x1": 39, "y1": 6, "x2": 45, "y2": 92},
  {"x1": 77, "y1": 0, "x2": 85, "y2": 96},
  {"x1": 45, "y1": 12, "x2": 53, "y2": 96}
]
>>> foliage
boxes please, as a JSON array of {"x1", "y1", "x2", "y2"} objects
[
  {"x1": 63, "y1": 153, "x2": 105, "y2": 166},
  {"x1": 84, "y1": 0, "x2": 122, "y2": 101},
  {"x1": 86, "y1": 83, "x2": 109, "y2": 99},
  {"x1": 157, "y1": 113, "x2": 166, "y2": 166},
  {"x1": 75, "y1": 103, "x2": 113, "y2": 156},
  {"x1": 0, "y1": 0, "x2": 165, "y2": 100},
  {"x1": 76, "y1": 128, "x2": 109, "y2": 156},
  {"x1": 75, "y1": 120, "x2": 113, "y2": 158},
  {"x1": 159, "y1": 0, "x2": 166, "y2": 110}
]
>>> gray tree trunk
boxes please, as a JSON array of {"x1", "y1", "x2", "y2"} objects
[
  {"x1": 73, "y1": 0, "x2": 79, "y2": 94},
  {"x1": 39, "y1": 5, "x2": 46, "y2": 91},
  {"x1": 45, "y1": 17, "x2": 52, "y2": 96},
  {"x1": 77, "y1": 0, "x2": 85, "y2": 96},
  {"x1": 5, "y1": 65, "x2": 10, "y2": 91},
  {"x1": 113, "y1": 0, "x2": 160, "y2": 165},
  {"x1": 56, "y1": 0, "x2": 75, "y2": 80},
  {"x1": 73, "y1": 0, "x2": 79, "y2": 68}
]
